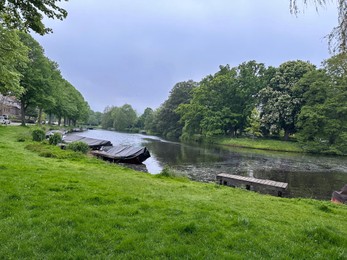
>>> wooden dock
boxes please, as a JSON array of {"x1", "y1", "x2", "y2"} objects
[{"x1": 216, "y1": 173, "x2": 288, "y2": 197}]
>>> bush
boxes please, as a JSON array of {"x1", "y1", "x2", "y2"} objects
[
  {"x1": 48, "y1": 133, "x2": 62, "y2": 145},
  {"x1": 17, "y1": 132, "x2": 32, "y2": 142},
  {"x1": 32, "y1": 129, "x2": 45, "y2": 142},
  {"x1": 67, "y1": 141, "x2": 89, "y2": 154}
]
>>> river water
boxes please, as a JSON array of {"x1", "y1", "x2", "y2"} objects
[{"x1": 70, "y1": 129, "x2": 347, "y2": 200}]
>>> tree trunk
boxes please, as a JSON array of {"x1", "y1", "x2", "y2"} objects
[
  {"x1": 20, "y1": 101, "x2": 26, "y2": 126},
  {"x1": 37, "y1": 108, "x2": 42, "y2": 126},
  {"x1": 284, "y1": 129, "x2": 290, "y2": 141}
]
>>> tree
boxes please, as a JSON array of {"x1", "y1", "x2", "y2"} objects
[
  {"x1": 87, "y1": 110, "x2": 102, "y2": 126},
  {"x1": 152, "y1": 80, "x2": 197, "y2": 139},
  {"x1": 178, "y1": 66, "x2": 240, "y2": 139},
  {"x1": 179, "y1": 62, "x2": 267, "y2": 139},
  {"x1": 137, "y1": 107, "x2": 154, "y2": 130},
  {"x1": 17, "y1": 32, "x2": 51, "y2": 125},
  {"x1": 101, "y1": 104, "x2": 138, "y2": 131},
  {"x1": 0, "y1": 25, "x2": 28, "y2": 95},
  {"x1": 290, "y1": 0, "x2": 347, "y2": 53},
  {"x1": 258, "y1": 60, "x2": 316, "y2": 140},
  {"x1": 297, "y1": 62, "x2": 347, "y2": 154},
  {"x1": 245, "y1": 108, "x2": 263, "y2": 138},
  {"x1": 111, "y1": 104, "x2": 137, "y2": 131},
  {"x1": 0, "y1": 0, "x2": 68, "y2": 35},
  {"x1": 101, "y1": 106, "x2": 114, "y2": 129}
]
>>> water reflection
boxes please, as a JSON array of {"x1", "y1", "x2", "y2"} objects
[{"x1": 70, "y1": 129, "x2": 347, "y2": 200}]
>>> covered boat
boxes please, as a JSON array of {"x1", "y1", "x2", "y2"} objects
[
  {"x1": 46, "y1": 129, "x2": 68, "y2": 138},
  {"x1": 91, "y1": 145, "x2": 150, "y2": 164},
  {"x1": 63, "y1": 135, "x2": 112, "y2": 150},
  {"x1": 331, "y1": 185, "x2": 347, "y2": 204}
]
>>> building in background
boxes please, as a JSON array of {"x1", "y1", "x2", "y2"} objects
[{"x1": 0, "y1": 94, "x2": 21, "y2": 117}]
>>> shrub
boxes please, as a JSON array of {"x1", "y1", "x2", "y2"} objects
[
  {"x1": 17, "y1": 132, "x2": 32, "y2": 142},
  {"x1": 49, "y1": 132, "x2": 62, "y2": 145},
  {"x1": 67, "y1": 141, "x2": 89, "y2": 154},
  {"x1": 32, "y1": 129, "x2": 45, "y2": 142}
]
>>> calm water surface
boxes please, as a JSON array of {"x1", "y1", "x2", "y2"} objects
[{"x1": 71, "y1": 129, "x2": 347, "y2": 200}]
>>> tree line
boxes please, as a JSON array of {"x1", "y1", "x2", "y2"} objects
[
  {"x1": 0, "y1": 1, "x2": 91, "y2": 126},
  {"x1": 103, "y1": 56, "x2": 347, "y2": 155},
  {"x1": 0, "y1": 28, "x2": 90, "y2": 126}
]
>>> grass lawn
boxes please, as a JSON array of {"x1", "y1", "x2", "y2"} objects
[
  {"x1": 0, "y1": 126, "x2": 346, "y2": 259},
  {"x1": 218, "y1": 137, "x2": 304, "y2": 153}
]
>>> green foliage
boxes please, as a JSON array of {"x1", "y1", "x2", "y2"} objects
[
  {"x1": 25, "y1": 142, "x2": 86, "y2": 160},
  {"x1": 0, "y1": 0, "x2": 68, "y2": 35},
  {"x1": 17, "y1": 33, "x2": 56, "y2": 125},
  {"x1": 151, "y1": 80, "x2": 197, "y2": 138},
  {"x1": 178, "y1": 62, "x2": 267, "y2": 139},
  {"x1": 67, "y1": 141, "x2": 90, "y2": 154},
  {"x1": 31, "y1": 128, "x2": 45, "y2": 142},
  {"x1": 158, "y1": 165, "x2": 187, "y2": 179},
  {"x1": 245, "y1": 108, "x2": 263, "y2": 138},
  {"x1": 290, "y1": 0, "x2": 347, "y2": 53},
  {"x1": 297, "y1": 55, "x2": 347, "y2": 155},
  {"x1": 48, "y1": 132, "x2": 62, "y2": 146},
  {"x1": 87, "y1": 110, "x2": 102, "y2": 126},
  {"x1": 14, "y1": 33, "x2": 90, "y2": 127},
  {"x1": 0, "y1": 25, "x2": 28, "y2": 95},
  {"x1": 101, "y1": 104, "x2": 137, "y2": 131},
  {"x1": 136, "y1": 107, "x2": 155, "y2": 131},
  {"x1": 16, "y1": 131, "x2": 32, "y2": 142},
  {"x1": 219, "y1": 137, "x2": 303, "y2": 152},
  {"x1": 258, "y1": 60, "x2": 316, "y2": 140}
]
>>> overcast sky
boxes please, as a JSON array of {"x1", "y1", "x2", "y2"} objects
[{"x1": 33, "y1": 0, "x2": 337, "y2": 114}]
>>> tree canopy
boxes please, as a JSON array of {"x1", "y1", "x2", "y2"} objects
[
  {"x1": 290, "y1": 0, "x2": 347, "y2": 53},
  {"x1": 12, "y1": 32, "x2": 89, "y2": 126},
  {"x1": 0, "y1": 24, "x2": 28, "y2": 95},
  {"x1": 0, "y1": 0, "x2": 68, "y2": 35}
]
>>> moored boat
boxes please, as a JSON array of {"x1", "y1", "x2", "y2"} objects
[
  {"x1": 62, "y1": 135, "x2": 112, "y2": 150},
  {"x1": 331, "y1": 185, "x2": 347, "y2": 204},
  {"x1": 91, "y1": 145, "x2": 150, "y2": 164}
]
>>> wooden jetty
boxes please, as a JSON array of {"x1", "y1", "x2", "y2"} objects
[{"x1": 216, "y1": 173, "x2": 288, "y2": 197}]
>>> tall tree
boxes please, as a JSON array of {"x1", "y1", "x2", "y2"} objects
[
  {"x1": 0, "y1": 25, "x2": 28, "y2": 95},
  {"x1": 17, "y1": 32, "x2": 51, "y2": 125},
  {"x1": 297, "y1": 55, "x2": 347, "y2": 155},
  {"x1": 258, "y1": 60, "x2": 316, "y2": 140},
  {"x1": 101, "y1": 106, "x2": 114, "y2": 129},
  {"x1": 112, "y1": 104, "x2": 137, "y2": 131},
  {"x1": 290, "y1": 0, "x2": 347, "y2": 53},
  {"x1": 179, "y1": 62, "x2": 267, "y2": 139},
  {"x1": 153, "y1": 80, "x2": 197, "y2": 139},
  {"x1": 137, "y1": 107, "x2": 154, "y2": 130},
  {"x1": 87, "y1": 110, "x2": 102, "y2": 126},
  {"x1": 0, "y1": 0, "x2": 68, "y2": 35}
]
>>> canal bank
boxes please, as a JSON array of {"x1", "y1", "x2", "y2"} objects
[
  {"x1": 68, "y1": 129, "x2": 347, "y2": 200},
  {"x1": 0, "y1": 126, "x2": 346, "y2": 259}
]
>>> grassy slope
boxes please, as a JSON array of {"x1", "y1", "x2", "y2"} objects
[
  {"x1": 218, "y1": 137, "x2": 304, "y2": 153},
  {"x1": 0, "y1": 126, "x2": 346, "y2": 259}
]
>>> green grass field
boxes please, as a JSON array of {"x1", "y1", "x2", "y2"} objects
[
  {"x1": 0, "y1": 126, "x2": 346, "y2": 259},
  {"x1": 218, "y1": 137, "x2": 304, "y2": 153}
]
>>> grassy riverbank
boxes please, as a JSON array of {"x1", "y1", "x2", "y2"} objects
[
  {"x1": 218, "y1": 137, "x2": 304, "y2": 153},
  {"x1": 0, "y1": 126, "x2": 346, "y2": 259}
]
